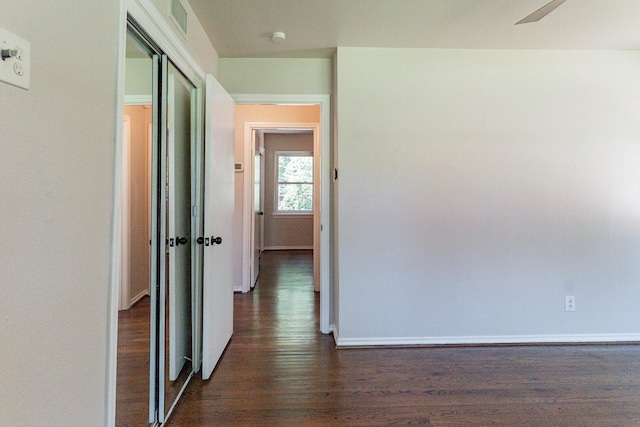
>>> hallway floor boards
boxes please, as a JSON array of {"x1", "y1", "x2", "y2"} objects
[{"x1": 168, "y1": 250, "x2": 640, "y2": 426}]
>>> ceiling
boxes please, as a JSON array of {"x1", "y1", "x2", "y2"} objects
[{"x1": 188, "y1": 0, "x2": 640, "y2": 58}]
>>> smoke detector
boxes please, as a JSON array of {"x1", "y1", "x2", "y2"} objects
[{"x1": 271, "y1": 32, "x2": 286, "y2": 43}]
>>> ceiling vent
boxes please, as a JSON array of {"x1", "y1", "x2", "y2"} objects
[{"x1": 170, "y1": 0, "x2": 188, "y2": 35}]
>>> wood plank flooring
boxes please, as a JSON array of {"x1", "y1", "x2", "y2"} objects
[
  {"x1": 168, "y1": 250, "x2": 640, "y2": 426},
  {"x1": 116, "y1": 296, "x2": 151, "y2": 426}
]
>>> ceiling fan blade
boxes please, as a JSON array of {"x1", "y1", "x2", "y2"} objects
[{"x1": 515, "y1": 0, "x2": 568, "y2": 25}]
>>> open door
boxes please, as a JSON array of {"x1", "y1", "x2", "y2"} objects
[
  {"x1": 202, "y1": 74, "x2": 235, "y2": 379},
  {"x1": 167, "y1": 71, "x2": 193, "y2": 381},
  {"x1": 251, "y1": 132, "x2": 265, "y2": 288}
]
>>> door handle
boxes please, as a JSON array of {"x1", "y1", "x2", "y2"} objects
[
  {"x1": 211, "y1": 236, "x2": 222, "y2": 245},
  {"x1": 175, "y1": 236, "x2": 188, "y2": 246},
  {"x1": 196, "y1": 237, "x2": 211, "y2": 246},
  {"x1": 257, "y1": 211, "x2": 264, "y2": 216}
]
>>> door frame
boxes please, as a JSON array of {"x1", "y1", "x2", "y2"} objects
[
  {"x1": 234, "y1": 94, "x2": 331, "y2": 334},
  {"x1": 247, "y1": 125, "x2": 318, "y2": 290}
]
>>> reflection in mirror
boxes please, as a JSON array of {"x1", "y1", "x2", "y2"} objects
[
  {"x1": 162, "y1": 61, "x2": 195, "y2": 420},
  {"x1": 116, "y1": 29, "x2": 154, "y2": 426}
]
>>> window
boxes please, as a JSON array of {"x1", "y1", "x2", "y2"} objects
[{"x1": 275, "y1": 151, "x2": 313, "y2": 213}]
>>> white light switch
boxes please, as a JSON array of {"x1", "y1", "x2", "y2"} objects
[{"x1": 0, "y1": 26, "x2": 30, "y2": 90}]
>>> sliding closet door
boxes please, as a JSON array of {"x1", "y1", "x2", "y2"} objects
[
  {"x1": 149, "y1": 52, "x2": 168, "y2": 423},
  {"x1": 202, "y1": 74, "x2": 235, "y2": 379},
  {"x1": 123, "y1": 18, "x2": 202, "y2": 425}
]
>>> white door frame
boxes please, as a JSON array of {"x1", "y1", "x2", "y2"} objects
[
  {"x1": 234, "y1": 94, "x2": 331, "y2": 334},
  {"x1": 247, "y1": 124, "x2": 319, "y2": 292}
]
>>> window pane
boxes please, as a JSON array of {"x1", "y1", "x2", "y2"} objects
[
  {"x1": 278, "y1": 183, "x2": 313, "y2": 211},
  {"x1": 278, "y1": 156, "x2": 313, "y2": 183}
]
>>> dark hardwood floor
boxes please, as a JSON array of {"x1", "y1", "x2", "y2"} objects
[
  {"x1": 117, "y1": 296, "x2": 151, "y2": 426},
  {"x1": 168, "y1": 250, "x2": 640, "y2": 426}
]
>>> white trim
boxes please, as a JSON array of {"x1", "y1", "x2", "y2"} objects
[
  {"x1": 264, "y1": 246, "x2": 314, "y2": 251},
  {"x1": 332, "y1": 325, "x2": 339, "y2": 347},
  {"x1": 106, "y1": 1, "x2": 128, "y2": 426},
  {"x1": 233, "y1": 94, "x2": 332, "y2": 335},
  {"x1": 119, "y1": 115, "x2": 131, "y2": 311},
  {"x1": 127, "y1": 0, "x2": 204, "y2": 83},
  {"x1": 129, "y1": 289, "x2": 150, "y2": 306},
  {"x1": 124, "y1": 95, "x2": 152, "y2": 105},
  {"x1": 335, "y1": 333, "x2": 640, "y2": 348}
]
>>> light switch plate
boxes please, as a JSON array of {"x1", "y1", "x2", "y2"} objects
[{"x1": 0, "y1": 26, "x2": 30, "y2": 90}]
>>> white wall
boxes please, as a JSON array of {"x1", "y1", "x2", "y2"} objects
[
  {"x1": 148, "y1": 0, "x2": 219, "y2": 77},
  {"x1": 123, "y1": 106, "x2": 152, "y2": 305},
  {"x1": 125, "y1": 58, "x2": 152, "y2": 96},
  {"x1": 0, "y1": 0, "x2": 119, "y2": 425},
  {"x1": 220, "y1": 58, "x2": 332, "y2": 95},
  {"x1": 335, "y1": 47, "x2": 640, "y2": 345}
]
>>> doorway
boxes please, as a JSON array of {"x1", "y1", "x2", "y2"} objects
[
  {"x1": 234, "y1": 99, "x2": 331, "y2": 334},
  {"x1": 257, "y1": 131, "x2": 315, "y2": 275}
]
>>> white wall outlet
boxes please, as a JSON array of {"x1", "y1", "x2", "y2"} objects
[
  {"x1": 565, "y1": 296, "x2": 576, "y2": 312},
  {"x1": 0, "y1": 26, "x2": 30, "y2": 90}
]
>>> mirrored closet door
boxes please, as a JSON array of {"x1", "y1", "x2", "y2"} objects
[{"x1": 116, "y1": 20, "x2": 202, "y2": 426}]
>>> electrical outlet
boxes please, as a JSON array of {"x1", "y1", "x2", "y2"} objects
[
  {"x1": 565, "y1": 296, "x2": 576, "y2": 312},
  {"x1": 0, "y1": 26, "x2": 30, "y2": 90}
]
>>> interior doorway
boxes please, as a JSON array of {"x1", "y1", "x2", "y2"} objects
[
  {"x1": 233, "y1": 99, "x2": 331, "y2": 334},
  {"x1": 252, "y1": 129, "x2": 316, "y2": 288}
]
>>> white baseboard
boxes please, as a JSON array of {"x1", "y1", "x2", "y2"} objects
[
  {"x1": 233, "y1": 286, "x2": 243, "y2": 293},
  {"x1": 264, "y1": 246, "x2": 313, "y2": 251},
  {"x1": 129, "y1": 289, "x2": 149, "y2": 306},
  {"x1": 335, "y1": 333, "x2": 640, "y2": 348}
]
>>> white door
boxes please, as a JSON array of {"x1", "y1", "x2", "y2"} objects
[
  {"x1": 258, "y1": 147, "x2": 266, "y2": 254},
  {"x1": 259, "y1": 147, "x2": 265, "y2": 254},
  {"x1": 167, "y1": 72, "x2": 192, "y2": 381},
  {"x1": 202, "y1": 74, "x2": 235, "y2": 379},
  {"x1": 251, "y1": 137, "x2": 264, "y2": 288}
]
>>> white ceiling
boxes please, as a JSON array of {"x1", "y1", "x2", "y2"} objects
[{"x1": 188, "y1": 0, "x2": 640, "y2": 58}]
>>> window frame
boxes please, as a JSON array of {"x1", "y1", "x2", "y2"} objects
[{"x1": 273, "y1": 150, "x2": 314, "y2": 216}]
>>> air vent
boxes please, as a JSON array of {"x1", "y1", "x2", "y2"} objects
[{"x1": 171, "y1": 0, "x2": 188, "y2": 35}]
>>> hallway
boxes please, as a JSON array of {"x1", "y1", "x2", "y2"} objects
[{"x1": 168, "y1": 250, "x2": 640, "y2": 426}]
